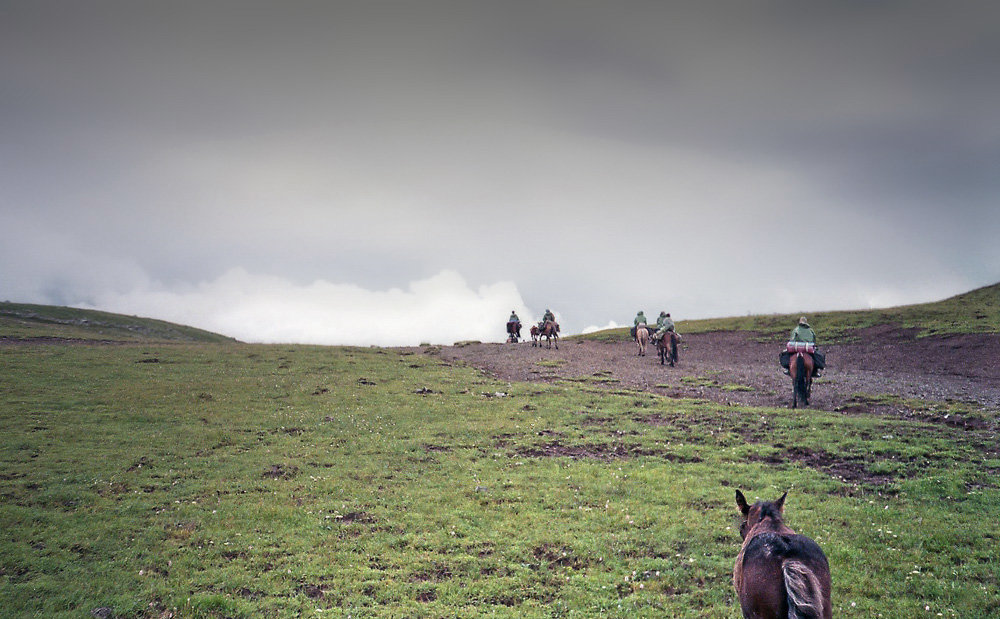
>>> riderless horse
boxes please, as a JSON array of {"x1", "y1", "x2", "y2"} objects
[
  {"x1": 530, "y1": 325, "x2": 540, "y2": 347},
  {"x1": 635, "y1": 323, "x2": 649, "y2": 356},
  {"x1": 734, "y1": 490, "x2": 832, "y2": 619}
]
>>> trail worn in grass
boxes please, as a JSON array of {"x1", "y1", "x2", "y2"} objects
[{"x1": 1, "y1": 342, "x2": 998, "y2": 617}]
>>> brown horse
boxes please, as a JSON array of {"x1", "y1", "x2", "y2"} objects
[
  {"x1": 529, "y1": 325, "x2": 540, "y2": 347},
  {"x1": 635, "y1": 323, "x2": 649, "y2": 356},
  {"x1": 539, "y1": 320, "x2": 559, "y2": 349},
  {"x1": 788, "y1": 347, "x2": 814, "y2": 409},
  {"x1": 506, "y1": 321, "x2": 521, "y2": 343},
  {"x1": 657, "y1": 331, "x2": 679, "y2": 366},
  {"x1": 734, "y1": 490, "x2": 831, "y2": 619}
]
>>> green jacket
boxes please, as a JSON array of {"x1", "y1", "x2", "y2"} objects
[
  {"x1": 656, "y1": 315, "x2": 673, "y2": 331},
  {"x1": 542, "y1": 311, "x2": 555, "y2": 323},
  {"x1": 509, "y1": 313, "x2": 520, "y2": 323},
  {"x1": 790, "y1": 324, "x2": 816, "y2": 343},
  {"x1": 634, "y1": 313, "x2": 647, "y2": 326}
]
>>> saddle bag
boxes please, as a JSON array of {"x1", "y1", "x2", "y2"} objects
[
  {"x1": 813, "y1": 350, "x2": 826, "y2": 370},
  {"x1": 779, "y1": 350, "x2": 791, "y2": 369},
  {"x1": 785, "y1": 341, "x2": 816, "y2": 353}
]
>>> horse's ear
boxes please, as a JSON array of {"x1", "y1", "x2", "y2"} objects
[
  {"x1": 774, "y1": 492, "x2": 787, "y2": 513},
  {"x1": 735, "y1": 490, "x2": 750, "y2": 515}
]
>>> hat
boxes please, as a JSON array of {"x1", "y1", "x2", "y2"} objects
[
  {"x1": 659, "y1": 311, "x2": 666, "y2": 315},
  {"x1": 799, "y1": 316, "x2": 809, "y2": 325}
]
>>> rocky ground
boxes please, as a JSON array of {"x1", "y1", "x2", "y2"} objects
[{"x1": 434, "y1": 327, "x2": 1000, "y2": 427}]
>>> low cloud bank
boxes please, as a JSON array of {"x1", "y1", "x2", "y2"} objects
[
  {"x1": 82, "y1": 269, "x2": 532, "y2": 346},
  {"x1": 582, "y1": 320, "x2": 622, "y2": 334}
]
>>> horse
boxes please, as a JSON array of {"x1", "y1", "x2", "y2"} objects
[
  {"x1": 635, "y1": 323, "x2": 649, "y2": 356},
  {"x1": 787, "y1": 346, "x2": 815, "y2": 409},
  {"x1": 734, "y1": 490, "x2": 832, "y2": 619},
  {"x1": 530, "y1": 325, "x2": 540, "y2": 347},
  {"x1": 539, "y1": 320, "x2": 559, "y2": 349},
  {"x1": 506, "y1": 321, "x2": 521, "y2": 343},
  {"x1": 657, "y1": 330, "x2": 679, "y2": 366}
]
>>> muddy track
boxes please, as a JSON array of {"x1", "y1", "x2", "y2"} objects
[{"x1": 436, "y1": 327, "x2": 1000, "y2": 426}]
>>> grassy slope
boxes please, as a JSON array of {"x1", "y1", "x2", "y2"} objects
[
  {"x1": 1, "y1": 291, "x2": 998, "y2": 616},
  {"x1": 576, "y1": 282, "x2": 1000, "y2": 343},
  {"x1": 1, "y1": 342, "x2": 997, "y2": 617},
  {"x1": 0, "y1": 302, "x2": 236, "y2": 343}
]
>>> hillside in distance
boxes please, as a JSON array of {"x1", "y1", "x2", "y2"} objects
[
  {"x1": 0, "y1": 302, "x2": 236, "y2": 344},
  {"x1": 579, "y1": 282, "x2": 1000, "y2": 343}
]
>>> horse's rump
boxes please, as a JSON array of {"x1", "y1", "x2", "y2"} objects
[
  {"x1": 740, "y1": 532, "x2": 830, "y2": 619},
  {"x1": 506, "y1": 321, "x2": 520, "y2": 334}
]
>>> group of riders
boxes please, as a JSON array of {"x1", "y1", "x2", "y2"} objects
[
  {"x1": 506, "y1": 309, "x2": 556, "y2": 343},
  {"x1": 630, "y1": 310, "x2": 675, "y2": 343},
  {"x1": 507, "y1": 308, "x2": 825, "y2": 378}
]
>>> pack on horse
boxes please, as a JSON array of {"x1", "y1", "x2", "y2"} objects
[
  {"x1": 657, "y1": 330, "x2": 679, "y2": 366},
  {"x1": 733, "y1": 490, "x2": 832, "y2": 619},
  {"x1": 506, "y1": 321, "x2": 521, "y2": 343},
  {"x1": 635, "y1": 323, "x2": 649, "y2": 356},
  {"x1": 539, "y1": 320, "x2": 559, "y2": 349},
  {"x1": 781, "y1": 342, "x2": 817, "y2": 408}
]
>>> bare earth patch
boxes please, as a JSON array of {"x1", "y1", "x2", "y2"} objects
[{"x1": 431, "y1": 328, "x2": 1000, "y2": 421}]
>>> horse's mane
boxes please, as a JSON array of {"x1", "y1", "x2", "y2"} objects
[{"x1": 757, "y1": 501, "x2": 785, "y2": 525}]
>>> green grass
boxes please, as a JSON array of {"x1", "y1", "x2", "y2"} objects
[
  {"x1": 0, "y1": 302, "x2": 235, "y2": 343},
  {"x1": 575, "y1": 282, "x2": 1000, "y2": 343},
  {"x1": 2, "y1": 341, "x2": 998, "y2": 617}
]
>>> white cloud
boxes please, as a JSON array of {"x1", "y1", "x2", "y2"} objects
[
  {"x1": 80, "y1": 269, "x2": 532, "y2": 346},
  {"x1": 582, "y1": 320, "x2": 622, "y2": 334}
]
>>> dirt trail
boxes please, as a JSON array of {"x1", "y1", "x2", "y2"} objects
[{"x1": 435, "y1": 328, "x2": 1000, "y2": 424}]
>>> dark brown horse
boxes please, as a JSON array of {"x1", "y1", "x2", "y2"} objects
[
  {"x1": 539, "y1": 320, "x2": 559, "y2": 349},
  {"x1": 506, "y1": 321, "x2": 521, "y2": 343},
  {"x1": 787, "y1": 345, "x2": 815, "y2": 409},
  {"x1": 530, "y1": 325, "x2": 540, "y2": 347},
  {"x1": 657, "y1": 331, "x2": 679, "y2": 366},
  {"x1": 734, "y1": 490, "x2": 831, "y2": 619}
]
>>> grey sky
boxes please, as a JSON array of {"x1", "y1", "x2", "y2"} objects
[{"x1": 2, "y1": 1, "x2": 998, "y2": 344}]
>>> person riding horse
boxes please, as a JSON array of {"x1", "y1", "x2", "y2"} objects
[
  {"x1": 790, "y1": 316, "x2": 815, "y2": 344},
  {"x1": 506, "y1": 311, "x2": 522, "y2": 341},
  {"x1": 631, "y1": 311, "x2": 647, "y2": 339},
  {"x1": 782, "y1": 316, "x2": 825, "y2": 377},
  {"x1": 652, "y1": 311, "x2": 674, "y2": 342},
  {"x1": 539, "y1": 309, "x2": 556, "y2": 330}
]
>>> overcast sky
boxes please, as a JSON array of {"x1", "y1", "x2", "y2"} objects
[{"x1": 3, "y1": 1, "x2": 998, "y2": 345}]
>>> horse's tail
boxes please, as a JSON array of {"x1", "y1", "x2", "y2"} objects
[
  {"x1": 783, "y1": 560, "x2": 825, "y2": 619},
  {"x1": 794, "y1": 355, "x2": 807, "y2": 399}
]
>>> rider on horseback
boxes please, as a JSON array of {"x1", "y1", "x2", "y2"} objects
[
  {"x1": 539, "y1": 308, "x2": 555, "y2": 330},
  {"x1": 631, "y1": 311, "x2": 647, "y2": 339},
  {"x1": 790, "y1": 316, "x2": 815, "y2": 343},
  {"x1": 652, "y1": 311, "x2": 674, "y2": 342},
  {"x1": 507, "y1": 310, "x2": 522, "y2": 341},
  {"x1": 783, "y1": 317, "x2": 824, "y2": 376}
]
